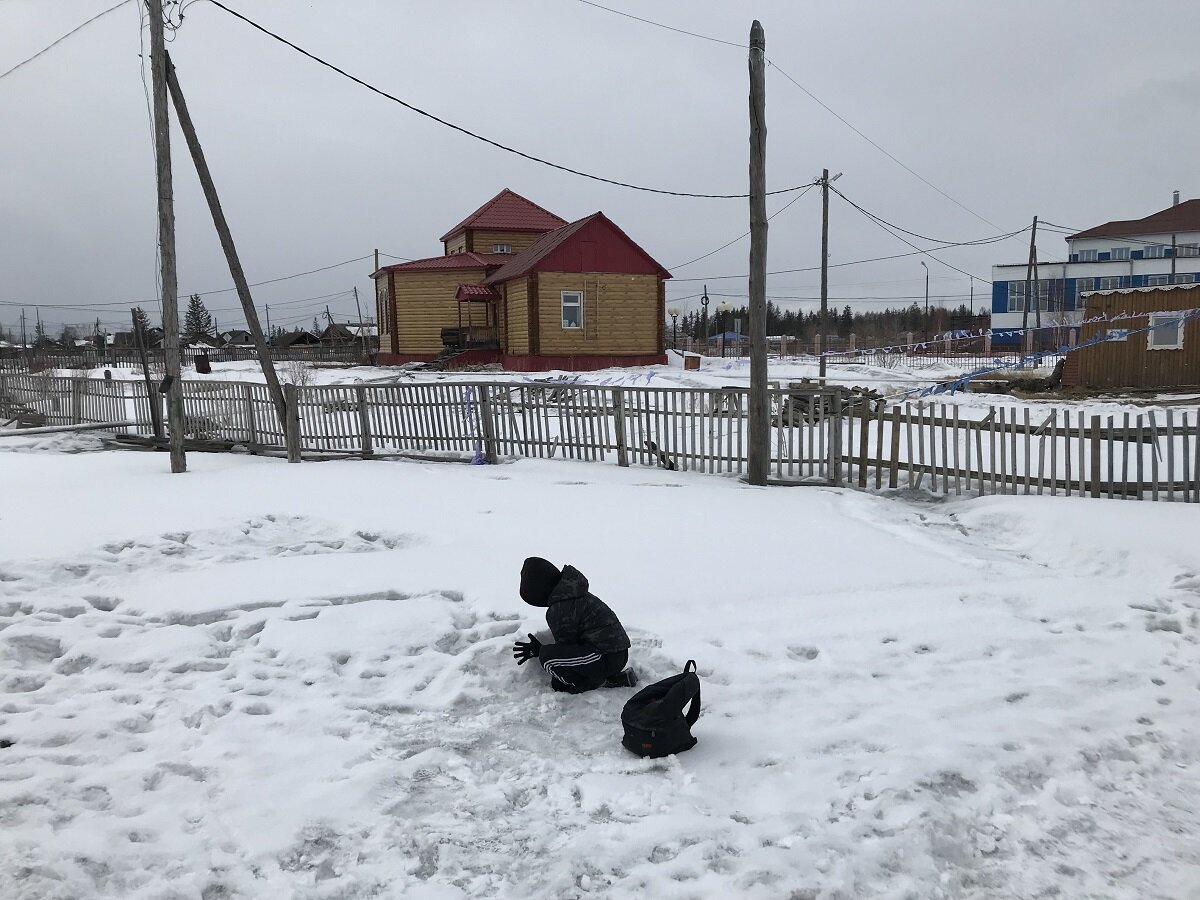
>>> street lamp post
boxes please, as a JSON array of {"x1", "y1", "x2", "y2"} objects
[
  {"x1": 717, "y1": 301, "x2": 732, "y2": 357},
  {"x1": 920, "y1": 260, "x2": 929, "y2": 343},
  {"x1": 667, "y1": 305, "x2": 681, "y2": 351}
]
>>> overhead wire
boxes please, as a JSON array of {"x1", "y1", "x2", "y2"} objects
[
  {"x1": 0, "y1": 0, "x2": 133, "y2": 82},
  {"x1": 571, "y1": 0, "x2": 1006, "y2": 232},
  {"x1": 202, "y1": 0, "x2": 813, "y2": 199},
  {"x1": 669, "y1": 227, "x2": 1027, "y2": 283},
  {"x1": 669, "y1": 182, "x2": 817, "y2": 270}
]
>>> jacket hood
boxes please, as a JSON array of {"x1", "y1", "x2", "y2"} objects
[{"x1": 546, "y1": 565, "x2": 589, "y2": 604}]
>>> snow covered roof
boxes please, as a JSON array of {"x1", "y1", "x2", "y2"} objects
[{"x1": 1080, "y1": 282, "x2": 1200, "y2": 298}]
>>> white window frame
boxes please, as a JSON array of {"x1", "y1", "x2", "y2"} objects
[
  {"x1": 1174, "y1": 273, "x2": 1196, "y2": 285},
  {"x1": 560, "y1": 290, "x2": 583, "y2": 330},
  {"x1": 1077, "y1": 248, "x2": 1098, "y2": 262},
  {"x1": 1076, "y1": 277, "x2": 1095, "y2": 295},
  {"x1": 492, "y1": 243, "x2": 513, "y2": 254},
  {"x1": 1147, "y1": 274, "x2": 1171, "y2": 286},
  {"x1": 1147, "y1": 313, "x2": 1184, "y2": 351},
  {"x1": 1098, "y1": 276, "x2": 1121, "y2": 290},
  {"x1": 1008, "y1": 281, "x2": 1025, "y2": 312},
  {"x1": 1177, "y1": 243, "x2": 1200, "y2": 258},
  {"x1": 1144, "y1": 244, "x2": 1165, "y2": 259},
  {"x1": 1111, "y1": 246, "x2": 1131, "y2": 261}
]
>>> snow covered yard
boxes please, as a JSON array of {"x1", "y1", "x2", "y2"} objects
[{"x1": 1, "y1": 441, "x2": 1198, "y2": 899}]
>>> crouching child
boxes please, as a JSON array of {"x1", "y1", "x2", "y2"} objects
[{"x1": 512, "y1": 556, "x2": 637, "y2": 693}]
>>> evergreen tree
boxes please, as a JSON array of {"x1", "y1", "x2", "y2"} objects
[
  {"x1": 184, "y1": 294, "x2": 214, "y2": 340},
  {"x1": 34, "y1": 317, "x2": 47, "y2": 343},
  {"x1": 132, "y1": 306, "x2": 152, "y2": 335}
]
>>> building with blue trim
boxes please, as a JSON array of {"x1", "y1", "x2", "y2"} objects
[{"x1": 991, "y1": 195, "x2": 1200, "y2": 345}]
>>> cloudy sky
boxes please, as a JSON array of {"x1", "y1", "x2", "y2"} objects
[{"x1": 2, "y1": 0, "x2": 1198, "y2": 337}]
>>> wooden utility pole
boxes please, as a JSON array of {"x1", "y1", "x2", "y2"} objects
[
  {"x1": 132, "y1": 308, "x2": 164, "y2": 440},
  {"x1": 353, "y1": 286, "x2": 367, "y2": 360},
  {"x1": 164, "y1": 53, "x2": 288, "y2": 433},
  {"x1": 147, "y1": 0, "x2": 186, "y2": 473},
  {"x1": 1021, "y1": 215, "x2": 1038, "y2": 340},
  {"x1": 819, "y1": 168, "x2": 830, "y2": 381},
  {"x1": 747, "y1": 20, "x2": 769, "y2": 486}
]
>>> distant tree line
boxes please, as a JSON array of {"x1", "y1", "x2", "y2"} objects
[{"x1": 669, "y1": 301, "x2": 989, "y2": 344}]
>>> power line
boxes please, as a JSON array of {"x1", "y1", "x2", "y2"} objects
[
  {"x1": 568, "y1": 0, "x2": 1005, "y2": 230},
  {"x1": 829, "y1": 185, "x2": 993, "y2": 283},
  {"x1": 203, "y1": 0, "x2": 812, "y2": 199},
  {"x1": 0, "y1": 0, "x2": 133, "y2": 82},
  {"x1": 669, "y1": 183, "x2": 817, "y2": 270},
  {"x1": 767, "y1": 61, "x2": 1005, "y2": 232},
  {"x1": 670, "y1": 228, "x2": 1026, "y2": 283},
  {"x1": 0, "y1": 253, "x2": 377, "y2": 311},
  {"x1": 574, "y1": 0, "x2": 746, "y2": 49}
]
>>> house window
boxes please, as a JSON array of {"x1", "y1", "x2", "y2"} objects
[
  {"x1": 1178, "y1": 243, "x2": 1200, "y2": 258},
  {"x1": 1110, "y1": 247, "x2": 1130, "y2": 261},
  {"x1": 1147, "y1": 313, "x2": 1184, "y2": 350},
  {"x1": 1077, "y1": 248, "x2": 1098, "y2": 262},
  {"x1": 1098, "y1": 276, "x2": 1121, "y2": 290},
  {"x1": 493, "y1": 243, "x2": 513, "y2": 254},
  {"x1": 1144, "y1": 244, "x2": 1165, "y2": 259},
  {"x1": 561, "y1": 291, "x2": 583, "y2": 329},
  {"x1": 1175, "y1": 273, "x2": 1196, "y2": 284},
  {"x1": 1008, "y1": 281, "x2": 1025, "y2": 312},
  {"x1": 1147, "y1": 274, "x2": 1171, "y2": 286},
  {"x1": 1077, "y1": 277, "x2": 1095, "y2": 295}
]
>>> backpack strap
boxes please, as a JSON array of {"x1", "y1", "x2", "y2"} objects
[{"x1": 680, "y1": 661, "x2": 701, "y2": 726}]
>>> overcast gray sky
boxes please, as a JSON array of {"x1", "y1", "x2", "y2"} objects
[{"x1": 3, "y1": 0, "x2": 1199, "y2": 337}]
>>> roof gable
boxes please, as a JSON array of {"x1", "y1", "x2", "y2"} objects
[
  {"x1": 1070, "y1": 198, "x2": 1200, "y2": 240},
  {"x1": 483, "y1": 212, "x2": 671, "y2": 285},
  {"x1": 439, "y1": 189, "x2": 567, "y2": 243}
]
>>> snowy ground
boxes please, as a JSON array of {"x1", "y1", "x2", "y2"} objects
[
  {"x1": 66, "y1": 356, "x2": 1200, "y2": 422},
  {"x1": 2, "y1": 439, "x2": 1199, "y2": 898}
]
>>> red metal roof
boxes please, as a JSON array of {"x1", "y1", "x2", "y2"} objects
[
  {"x1": 1069, "y1": 198, "x2": 1200, "y2": 240},
  {"x1": 439, "y1": 189, "x2": 567, "y2": 243},
  {"x1": 483, "y1": 212, "x2": 672, "y2": 285},
  {"x1": 455, "y1": 283, "x2": 499, "y2": 302},
  {"x1": 376, "y1": 252, "x2": 511, "y2": 274}
]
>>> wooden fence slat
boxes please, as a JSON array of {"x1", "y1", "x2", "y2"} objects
[
  {"x1": 1166, "y1": 409, "x2": 1176, "y2": 502},
  {"x1": 1147, "y1": 411, "x2": 1159, "y2": 501}
]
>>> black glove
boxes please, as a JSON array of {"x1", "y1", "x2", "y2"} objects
[{"x1": 513, "y1": 633, "x2": 542, "y2": 665}]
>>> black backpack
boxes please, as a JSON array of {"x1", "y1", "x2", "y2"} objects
[{"x1": 620, "y1": 660, "x2": 701, "y2": 758}]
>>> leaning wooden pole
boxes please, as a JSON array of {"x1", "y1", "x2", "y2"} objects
[
  {"x1": 747, "y1": 20, "x2": 769, "y2": 486},
  {"x1": 147, "y1": 0, "x2": 186, "y2": 472},
  {"x1": 132, "y1": 308, "x2": 164, "y2": 440},
  {"x1": 164, "y1": 51, "x2": 288, "y2": 434}
]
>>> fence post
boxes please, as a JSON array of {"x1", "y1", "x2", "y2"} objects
[
  {"x1": 477, "y1": 384, "x2": 497, "y2": 464},
  {"x1": 70, "y1": 378, "x2": 83, "y2": 425},
  {"x1": 888, "y1": 405, "x2": 901, "y2": 488},
  {"x1": 857, "y1": 399, "x2": 870, "y2": 488},
  {"x1": 612, "y1": 388, "x2": 629, "y2": 467},
  {"x1": 984, "y1": 332, "x2": 992, "y2": 356},
  {"x1": 1089, "y1": 414, "x2": 1101, "y2": 498},
  {"x1": 285, "y1": 382, "x2": 302, "y2": 463},
  {"x1": 241, "y1": 384, "x2": 258, "y2": 450},
  {"x1": 356, "y1": 385, "x2": 373, "y2": 458},
  {"x1": 830, "y1": 391, "x2": 843, "y2": 486}
]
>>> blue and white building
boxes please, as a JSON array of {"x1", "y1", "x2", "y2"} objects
[{"x1": 991, "y1": 195, "x2": 1200, "y2": 344}]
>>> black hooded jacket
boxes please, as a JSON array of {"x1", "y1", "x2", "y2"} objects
[{"x1": 528, "y1": 565, "x2": 630, "y2": 655}]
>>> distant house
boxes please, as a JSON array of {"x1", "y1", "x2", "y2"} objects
[
  {"x1": 220, "y1": 329, "x2": 254, "y2": 347},
  {"x1": 273, "y1": 330, "x2": 321, "y2": 350},
  {"x1": 991, "y1": 194, "x2": 1200, "y2": 345},
  {"x1": 373, "y1": 189, "x2": 670, "y2": 371},
  {"x1": 319, "y1": 322, "x2": 377, "y2": 346},
  {"x1": 1063, "y1": 284, "x2": 1200, "y2": 389},
  {"x1": 109, "y1": 328, "x2": 164, "y2": 351}
]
